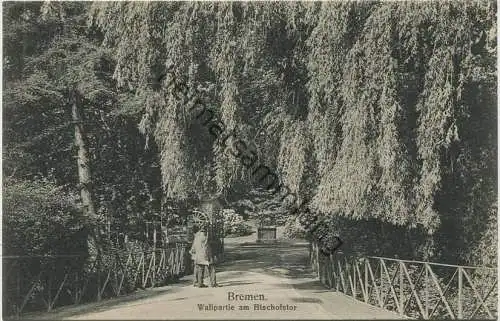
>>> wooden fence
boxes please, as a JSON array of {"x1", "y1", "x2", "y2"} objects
[
  {"x1": 3, "y1": 243, "x2": 188, "y2": 317},
  {"x1": 310, "y1": 242, "x2": 497, "y2": 319}
]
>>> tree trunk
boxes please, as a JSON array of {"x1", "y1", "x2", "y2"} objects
[{"x1": 71, "y1": 92, "x2": 101, "y2": 260}]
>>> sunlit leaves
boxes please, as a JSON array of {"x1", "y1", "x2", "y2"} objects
[{"x1": 91, "y1": 2, "x2": 496, "y2": 263}]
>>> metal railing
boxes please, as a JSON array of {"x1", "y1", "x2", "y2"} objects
[
  {"x1": 310, "y1": 243, "x2": 497, "y2": 319},
  {"x1": 3, "y1": 243, "x2": 188, "y2": 317}
]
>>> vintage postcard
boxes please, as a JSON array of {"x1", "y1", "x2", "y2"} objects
[{"x1": 3, "y1": 1, "x2": 497, "y2": 320}]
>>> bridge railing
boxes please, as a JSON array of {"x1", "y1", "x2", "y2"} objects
[
  {"x1": 310, "y1": 243, "x2": 497, "y2": 319},
  {"x1": 3, "y1": 243, "x2": 188, "y2": 317}
]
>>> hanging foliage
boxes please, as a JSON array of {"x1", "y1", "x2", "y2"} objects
[{"x1": 90, "y1": 1, "x2": 496, "y2": 264}]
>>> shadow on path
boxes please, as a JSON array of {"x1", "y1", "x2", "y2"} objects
[
  {"x1": 220, "y1": 242, "x2": 318, "y2": 280},
  {"x1": 218, "y1": 280, "x2": 261, "y2": 287},
  {"x1": 16, "y1": 280, "x2": 194, "y2": 320},
  {"x1": 19, "y1": 240, "x2": 328, "y2": 320}
]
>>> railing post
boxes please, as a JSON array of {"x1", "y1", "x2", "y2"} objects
[
  {"x1": 335, "y1": 256, "x2": 340, "y2": 292},
  {"x1": 458, "y1": 267, "x2": 463, "y2": 319},
  {"x1": 353, "y1": 258, "x2": 357, "y2": 299},
  {"x1": 142, "y1": 251, "x2": 145, "y2": 287},
  {"x1": 425, "y1": 266, "x2": 429, "y2": 319},
  {"x1": 399, "y1": 261, "x2": 404, "y2": 315},
  {"x1": 153, "y1": 230, "x2": 157, "y2": 287},
  {"x1": 328, "y1": 253, "x2": 333, "y2": 289},
  {"x1": 47, "y1": 274, "x2": 53, "y2": 311},
  {"x1": 380, "y1": 259, "x2": 384, "y2": 308},
  {"x1": 17, "y1": 266, "x2": 21, "y2": 315},
  {"x1": 364, "y1": 260, "x2": 369, "y2": 303}
]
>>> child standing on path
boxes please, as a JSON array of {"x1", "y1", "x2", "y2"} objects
[{"x1": 189, "y1": 225, "x2": 217, "y2": 287}]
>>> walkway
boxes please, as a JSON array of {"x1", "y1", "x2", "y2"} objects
[{"x1": 25, "y1": 239, "x2": 403, "y2": 320}]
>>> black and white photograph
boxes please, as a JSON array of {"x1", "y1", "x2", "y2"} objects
[{"x1": 2, "y1": 1, "x2": 498, "y2": 320}]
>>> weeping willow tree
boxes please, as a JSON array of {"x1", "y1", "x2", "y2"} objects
[{"x1": 90, "y1": 1, "x2": 496, "y2": 265}]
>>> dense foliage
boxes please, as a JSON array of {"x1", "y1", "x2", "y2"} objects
[
  {"x1": 3, "y1": 178, "x2": 86, "y2": 256},
  {"x1": 222, "y1": 209, "x2": 252, "y2": 237},
  {"x1": 3, "y1": 2, "x2": 162, "y2": 256},
  {"x1": 3, "y1": 2, "x2": 496, "y2": 267},
  {"x1": 89, "y1": 1, "x2": 496, "y2": 265}
]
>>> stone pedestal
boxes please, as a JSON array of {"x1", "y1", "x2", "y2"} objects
[{"x1": 257, "y1": 226, "x2": 277, "y2": 243}]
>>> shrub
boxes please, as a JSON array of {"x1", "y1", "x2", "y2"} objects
[
  {"x1": 222, "y1": 209, "x2": 252, "y2": 236},
  {"x1": 3, "y1": 179, "x2": 88, "y2": 315},
  {"x1": 283, "y1": 216, "x2": 306, "y2": 239},
  {"x1": 3, "y1": 178, "x2": 87, "y2": 256}
]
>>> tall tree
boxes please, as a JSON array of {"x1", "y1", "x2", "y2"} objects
[
  {"x1": 4, "y1": 2, "x2": 113, "y2": 255},
  {"x1": 88, "y1": 1, "x2": 496, "y2": 264}
]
